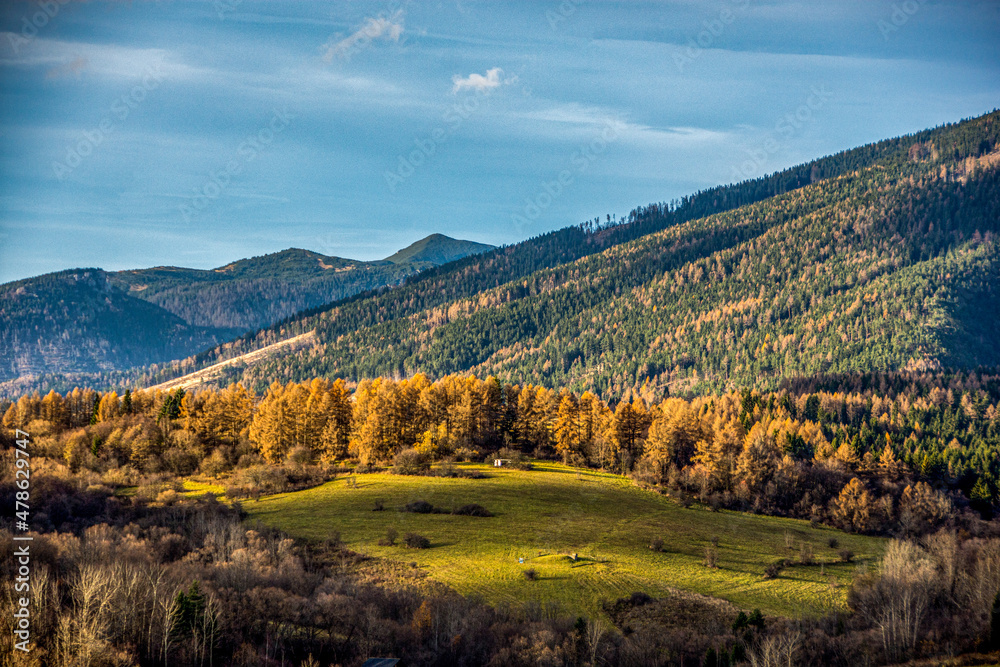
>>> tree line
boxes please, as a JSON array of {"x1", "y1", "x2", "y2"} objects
[{"x1": 4, "y1": 370, "x2": 1000, "y2": 537}]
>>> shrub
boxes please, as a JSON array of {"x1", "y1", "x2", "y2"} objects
[
  {"x1": 838, "y1": 549, "x2": 855, "y2": 563},
  {"x1": 454, "y1": 447, "x2": 481, "y2": 462},
  {"x1": 403, "y1": 533, "x2": 430, "y2": 549},
  {"x1": 162, "y1": 447, "x2": 200, "y2": 476},
  {"x1": 799, "y1": 543, "x2": 814, "y2": 565},
  {"x1": 436, "y1": 459, "x2": 458, "y2": 477},
  {"x1": 764, "y1": 559, "x2": 788, "y2": 579},
  {"x1": 649, "y1": 538, "x2": 664, "y2": 552},
  {"x1": 523, "y1": 568, "x2": 539, "y2": 581},
  {"x1": 495, "y1": 447, "x2": 533, "y2": 470},
  {"x1": 392, "y1": 448, "x2": 430, "y2": 475},
  {"x1": 404, "y1": 500, "x2": 438, "y2": 514},
  {"x1": 155, "y1": 489, "x2": 181, "y2": 506},
  {"x1": 378, "y1": 528, "x2": 398, "y2": 546},
  {"x1": 225, "y1": 465, "x2": 289, "y2": 499},
  {"x1": 453, "y1": 503, "x2": 493, "y2": 517},
  {"x1": 828, "y1": 537, "x2": 839, "y2": 549},
  {"x1": 236, "y1": 452, "x2": 264, "y2": 468},
  {"x1": 100, "y1": 466, "x2": 139, "y2": 488},
  {"x1": 285, "y1": 446, "x2": 313, "y2": 467},
  {"x1": 372, "y1": 499, "x2": 384, "y2": 511},
  {"x1": 201, "y1": 450, "x2": 230, "y2": 477},
  {"x1": 704, "y1": 546, "x2": 718, "y2": 568}
]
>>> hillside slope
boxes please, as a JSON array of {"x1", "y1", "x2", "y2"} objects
[
  {"x1": 130, "y1": 111, "x2": 1000, "y2": 396},
  {"x1": 0, "y1": 235, "x2": 493, "y2": 385},
  {"x1": 0, "y1": 269, "x2": 238, "y2": 380},
  {"x1": 110, "y1": 235, "x2": 494, "y2": 331}
]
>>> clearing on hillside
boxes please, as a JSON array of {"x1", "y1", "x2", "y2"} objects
[{"x1": 246, "y1": 462, "x2": 885, "y2": 619}]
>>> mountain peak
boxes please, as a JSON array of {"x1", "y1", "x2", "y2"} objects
[{"x1": 384, "y1": 234, "x2": 495, "y2": 266}]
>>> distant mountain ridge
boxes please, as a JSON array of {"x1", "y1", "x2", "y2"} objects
[
  {"x1": 385, "y1": 233, "x2": 495, "y2": 265},
  {"x1": 0, "y1": 269, "x2": 239, "y2": 381},
  {"x1": 0, "y1": 234, "x2": 494, "y2": 383}
]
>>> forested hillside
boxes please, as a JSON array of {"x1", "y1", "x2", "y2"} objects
[
  {"x1": 0, "y1": 235, "x2": 492, "y2": 386},
  {"x1": 126, "y1": 111, "x2": 1000, "y2": 397},
  {"x1": 0, "y1": 269, "x2": 239, "y2": 381},
  {"x1": 110, "y1": 236, "x2": 494, "y2": 330}
]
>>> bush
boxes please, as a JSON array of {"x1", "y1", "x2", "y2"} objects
[
  {"x1": 162, "y1": 447, "x2": 200, "y2": 476},
  {"x1": 704, "y1": 546, "x2": 718, "y2": 568},
  {"x1": 453, "y1": 503, "x2": 493, "y2": 517},
  {"x1": 100, "y1": 466, "x2": 139, "y2": 488},
  {"x1": 286, "y1": 446, "x2": 313, "y2": 467},
  {"x1": 201, "y1": 450, "x2": 230, "y2": 477},
  {"x1": 393, "y1": 448, "x2": 430, "y2": 475},
  {"x1": 372, "y1": 499, "x2": 385, "y2": 511},
  {"x1": 523, "y1": 568, "x2": 539, "y2": 581},
  {"x1": 436, "y1": 459, "x2": 458, "y2": 477},
  {"x1": 225, "y1": 465, "x2": 289, "y2": 499},
  {"x1": 378, "y1": 528, "x2": 398, "y2": 546},
  {"x1": 454, "y1": 447, "x2": 481, "y2": 462},
  {"x1": 764, "y1": 559, "x2": 788, "y2": 579},
  {"x1": 155, "y1": 489, "x2": 181, "y2": 506},
  {"x1": 494, "y1": 447, "x2": 533, "y2": 470},
  {"x1": 237, "y1": 453, "x2": 264, "y2": 468},
  {"x1": 649, "y1": 537, "x2": 664, "y2": 552},
  {"x1": 828, "y1": 537, "x2": 840, "y2": 549},
  {"x1": 403, "y1": 532, "x2": 430, "y2": 549},
  {"x1": 799, "y1": 543, "x2": 814, "y2": 565},
  {"x1": 838, "y1": 549, "x2": 855, "y2": 563},
  {"x1": 404, "y1": 500, "x2": 438, "y2": 514}
]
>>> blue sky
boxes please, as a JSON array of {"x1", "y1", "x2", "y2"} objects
[{"x1": 1, "y1": 0, "x2": 998, "y2": 283}]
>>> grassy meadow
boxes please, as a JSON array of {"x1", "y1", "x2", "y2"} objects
[{"x1": 245, "y1": 462, "x2": 886, "y2": 620}]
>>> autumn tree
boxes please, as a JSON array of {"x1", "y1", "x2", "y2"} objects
[{"x1": 832, "y1": 478, "x2": 875, "y2": 533}]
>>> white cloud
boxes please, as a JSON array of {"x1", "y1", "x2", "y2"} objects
[
  {"x1": 513, "y1": 102, "x2": 732, "y2": 148},
  {"x1": 451, "y1": 66, "x2": 516, "y2": 94},
  {"x1": 322, "y1": 10, "x2": 404, "y2": 63},
  {"x1": 0, "y1": 36, "x2": 201, "y2": 82}
]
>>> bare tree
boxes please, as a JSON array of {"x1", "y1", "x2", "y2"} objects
[
  {"x1": 747, "y1": 629, "x2": 801, "y2": 667},
  {"x1": 587, "y1": 617, "x2": 606, "y2": 666}
]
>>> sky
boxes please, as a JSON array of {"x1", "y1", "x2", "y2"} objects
[{"x1": 1, "y1": 0, "x2": 999, "y2": 284}]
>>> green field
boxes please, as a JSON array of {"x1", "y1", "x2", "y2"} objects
[{"x1": 246, "y1": 462, "x2": 885, "y2": 619}]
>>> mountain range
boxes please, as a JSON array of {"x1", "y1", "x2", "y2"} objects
[
  {"x1": 0, "y1": 235, "x2": 494, "y2": 384},
  {"x1": 2, "y1": 111, "x2": 999, "y2": 398},
  {"x1": 126, "y1": 110, "x2": 1000, "y2": 398}
]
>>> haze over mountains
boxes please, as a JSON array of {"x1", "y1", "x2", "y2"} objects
[{"x1": 0, "y1": 235, "x2": 494, "y2": 383}]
